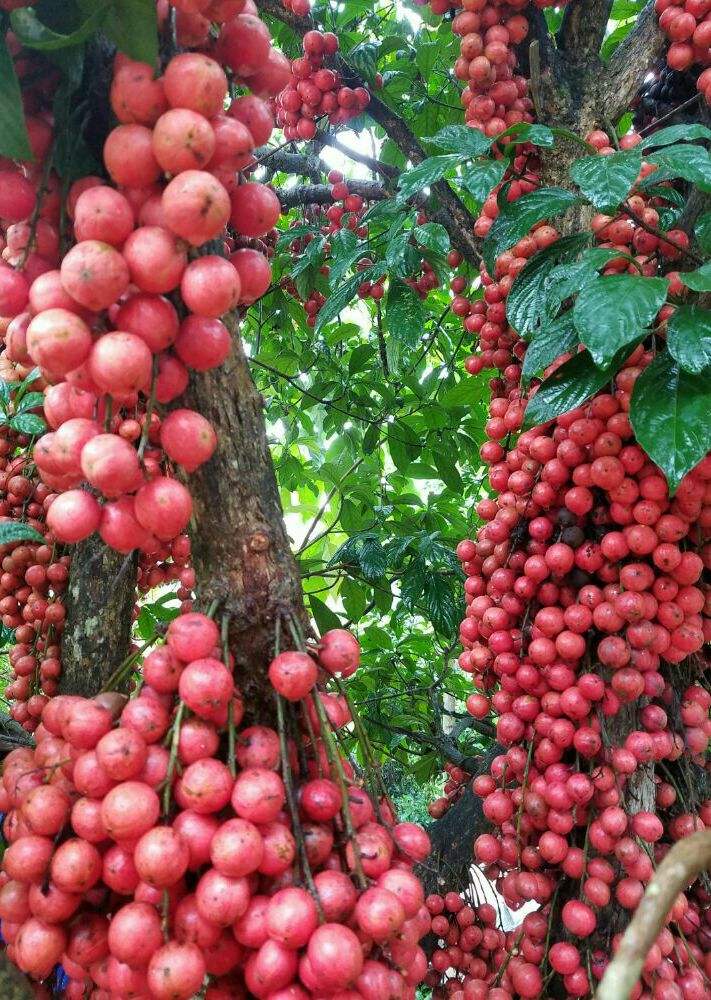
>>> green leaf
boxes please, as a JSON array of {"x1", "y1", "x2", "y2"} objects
[
  {"x1": 327, "y1": 229, "x2": 361, "y2": 288},
  {"x1": 462, "y1": 158, "x2": 507, "y2": 203},
  {"x1": 348, "y1": 42, "x2": 378, "y2": 81},
  {"x1": 420, "y1": 573, "x2": 461, "y2": 635},
  {"x1": 573, "y1": 275, "x2": 668, "y2": 367},
  {"x1": 103, "y1": 0, "x2": 158, "y2": 65},
  {"x1": 11, "y1": 4, "x2": 109, "y2": 49},
  {"x1": 385, "y1": 280, "x2": 425, "y2": 352},
  {"x1": 601, "y1": 20, "x2": 636, "y2": 60},
  {"x1": 641, "y1": 123, "x2": 711, "y2": 149},
  {"x1": 432, "y1": 449, "x2": 462, "y2": 490},
  {"x1": 439, "y1": 379, "x2": 485, "y2": 408},
  {"x1": 425, "y1": 125, "x2": 491, "y2": 157},
  {"x1": 315, "y1": 266, "x2": 381, "y2": 334},
  {"x1": 646, "y1": 145, "x2": 711, "y2": 189},
  {"x1": 521, "y1": 313, "x2": 579, "y2": 385},
  {"x1": 630, "y1": 351, "x2": 711, "y2": 493},
  {"x1": 15, "y1": 392, "x2": 45, "y2": 413},
  {"x1": 679, "y1": 261, "x2": 711, "y2": 292},
  {"x1": 694, "y1": 211, "x2": 711, "y2": 255},
  {"x1": 498, "y1": 123, "x2": 555, "y2": 148},
  {"x1": 0, "y1": 522, "x2": 45, "y2": 545},
  {"x1": 309, "y1": 594, "x2": 342, "y2": 634},
  {"x1": 483, "y1": 188, "x2": 579, "y2": 273},
  {"x1": 397, "y1": 155, "x2": 459, "y2": 202},
  {"x1": 524, "y1": 349, "x2": 627, "y2": 428},
  {"x1": 507, "y1": 233, "x2": 590, "y2": 338},
  {"x1": 666, "y1": 305, "x2": 711, "y2": 374},
  {"x1": 10, "y1": 413, "x2": 46, "y2": 435},
  {"x1": 413, "y1": 223, "x2": 450, "y2": 254},
  {"x1": 0, "y1": 35, "x2": 32, "y2": 160},
  {"x1": 362, "y1": 423, "x2": 380, "y2": 454},
  {"x1": 570, "y1": 149, "x2": 641, "y2": 212}
]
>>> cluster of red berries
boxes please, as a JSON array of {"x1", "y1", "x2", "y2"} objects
[
  {"x1": 0, "y1": 611, "x2": 433, "y2": 998},
  {"x1": 3, "y1": 37, "x2": 283, "y2": 554},
  {"x1": 428, "y1": 763, "x2": 472, "y2": 819},
  {"x1": 276, "y1": 31, "x2": 371, "y2": 140},
  {"x1": 654, "y1": 0, "x2": 711, "y2": 103}
]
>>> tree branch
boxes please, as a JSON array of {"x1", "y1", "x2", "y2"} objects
[
  {"x1": 319, "y1": 132, "x2": 399, "y2": 178},
  {"x1": 601, "y1": 0, "x2": 667, "y2": 123},
  {"x1": 558, "y1": 0, "x2": 614, "y2": 64},
  {"x1": 278, "y1": 179, "x2": 387, "y2": 209},
  {"x1": 255, "y1": 0, "x2": 483, "y2": 265},
  {"x1": 596, "y1": 829, "x2": 711, "y2": 1000}
]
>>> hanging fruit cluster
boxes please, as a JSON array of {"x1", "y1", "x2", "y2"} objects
[
  {"x1": 654, "y1": 0, "x2": 711, "y2": 103},
  {"x1": 276, "y1": 31, "x2": 371, "y2": 140},
  {"x1": 415, "y1": 0, "x2": 711, "y2": 996},
  {"x1": 0, "y1": 612, "x2": 433, "y2": 998},
  {"x1": 427, "y1": 762, "x2": 472, "y2": 819}
]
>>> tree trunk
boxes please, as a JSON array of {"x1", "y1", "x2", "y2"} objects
[
  {"x1": 59, "y1": 537, "x2": 138, "y2": 696},
  {"x1": 183, "y1": 327, "x2": 309, "y2": 720}
]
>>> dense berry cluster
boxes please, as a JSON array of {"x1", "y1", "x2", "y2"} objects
[
  {"x1": 276, "y1": 31, "x2": 371, "y2": 140},
  {"x1": 0, "y1": 613, "x2": 433, "y2": 998},
  {"x1": 654, "y1": 0, "x2": 711, "y2": 103}
]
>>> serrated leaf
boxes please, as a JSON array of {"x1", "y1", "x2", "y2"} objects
[
  {"x1": 0, "y1": 522, "x2": 45, "y2": 545},
  {"x1": 11, "y1": 413, "x2": 46, "y2": 435},
  {"x1": 666, "y1": 305, "x2": 711, "y2": 374},
  {"x1": 521, "y1": 313, "x2": 579, "y2": 385},
  {"x1": 573, "y1": 275, "x2": 668, "y2": 367},
  {"x1": 506, "y1": 233, "x2": 590, "y2": 338},
  {"x1": 570, "y1": 149, "x2": 641, "y2": 211},
  {"x1": 630, "y1": 351, "x2": 711, "y2": 493},
  {"x1": 103, "y1": 0, "x2": 158, "y2": 65},
  {"x1": 694, "y1": 211, "x2": 711, "y2": 255},
  {"x1": 397, "y1": 155, "x2": 459, "y2": 202},
  {"x1": 679, "y1": 261, "x2": 711, "y2": 292},
  {"x1": 426, "y1": 125, "x2": 491, "y2": 157},
  {"x1": 0, "y1": 35, "x2": 32, "y2": 160},
  {"x1": 309, "y1": 594, "x2": 342, "y2": 634},
  {"x1": 483, "y1": 188, "x2": 579, "y2": 273},
  {"x1": 462, "y1": 158, "x2": 507, "y2": 203},
  {"x1": 385, "y1": 280, "x2": 425, "y2": 352},
  {"x1": 413, "y1": 223, "x2": 449, "y2": 254},
  {"x1": 646, "y1": 145, "x2": 711, "y2": 189},
  {"x1": 15, "y1": 392, "x2": 45, "y2": 413},
  {"x1": 641, "y1": 123, "x2": 711, "y2": 149},
  {"x1": 11, "y1": 4, "x2": 109, "y2": 49},
  {"x1": 524, "y1": 349, "x2": 627, "y2": 428},
  {"x1": 357, "y1": 535, "x2": 388, "y2": 580}
]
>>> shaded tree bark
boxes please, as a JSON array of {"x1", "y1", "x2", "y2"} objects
[
  {"x1": 59, "y1": 538, "x2": 138, "y2": 696},
  {"x1": 183, "y1": 327, "x2": 309, "y2": 720}
]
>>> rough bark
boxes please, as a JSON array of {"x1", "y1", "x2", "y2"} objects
[
  {"x1": 59, "y1": 538, "x2": 138, "y2": 696},
  {"x1": 279, "y1": 179, "x2": 387, "y2": 209},
  {"x1": 602, "y1": 1, "x2": 667, "y2": 123},
  {"x1": 183, "y1": 326, "x2": 309, "y2": 720}
]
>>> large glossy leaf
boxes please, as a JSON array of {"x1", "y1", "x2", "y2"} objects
[
  {"x1": 397, "y1": 155, "x2": 459, "y2": 201},
  {"x1": 413, "y1": 223, "x2": 449, "y2": 254},
  {"x1": 641, "y1": 123, "x2": 711, "y2": 149},
  {"x1": 521, "y1": 314, "x2": 579, "y2": 385},
  {"x1": 666, "y1": 305, "x2": 711, "y2": 374},
  {"x1": 679, "y1": 261, "x2": 711, "y2": 292},
  {"x1": 570, "y1": 149, "x2": 641, "y2": 211},
  {"x1": 314, "y1": 265, "x2": 383, "y2": 334},
  {"x1": 425, "y1": 125, "x2": 491, "y2": 157},
  {"x1": 482, "y1": 188, "x2": 579, "y2": 273},
  {"x1": 523, "y1": 349, "x2": 626, "y2": 428},
  {"x1": 573, "y1": 275, "x2": 668, "y2": 366},
  {"x1": 630, "y1": 351, "x2": 711, "y2": 493},
  {"x1": 0, "y1": 35, "x2": 32, "y2": 160},
  {"x1": 462, "y1": 158, "x2": 507, "y2": 203},
  {"x1": 646, "y1": 145, "x2": 711, "y2": 189},
  {"x1": 506, "y1": 233, "x2": 590, "y2": 338}
]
